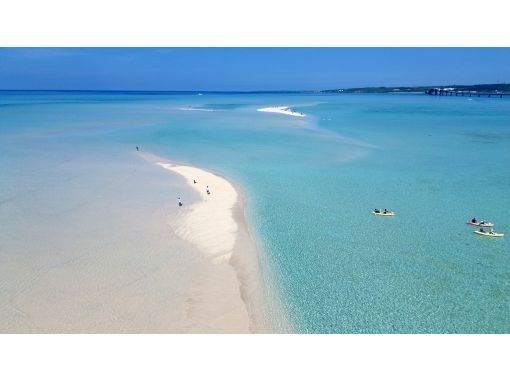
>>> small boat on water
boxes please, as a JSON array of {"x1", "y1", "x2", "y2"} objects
[
  {"x1": 373, "y1": 210, "x2": 395, "y2": 217},
  {"x1": 467, "y1": 220, "x2": 494, "y2": 227},
  {"x1": 474, "y1": 230, "x2": 504, "y2": 237}
]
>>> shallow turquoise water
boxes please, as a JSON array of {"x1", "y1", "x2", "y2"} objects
[{"x1": 1, "y1": 91, "x2": 509, "y2": 332}]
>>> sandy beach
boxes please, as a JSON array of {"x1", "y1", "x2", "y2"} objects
[
  {"x1": 257, "y1": 106, "x2": 306, "y2": 117},
  {"x1": 141, "y1": 152, "x2": 269, "y2": 333}
]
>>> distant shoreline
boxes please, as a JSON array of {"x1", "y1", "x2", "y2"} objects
[{"x1": 321, "y1": 83, "x2": 510, "y2": 94}]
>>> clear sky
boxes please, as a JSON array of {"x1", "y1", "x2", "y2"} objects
[{"x1": 0, "y1": 48, "x2": 509, "y2": 91}]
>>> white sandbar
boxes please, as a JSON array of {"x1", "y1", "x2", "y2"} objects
[
  {"x1": 147, "y1": 155, "x2": 272, "y2": 333},
  {"x1": 257, "y1": 106, "x2": 306, "y2": 117}
]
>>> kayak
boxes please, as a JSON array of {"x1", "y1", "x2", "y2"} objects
[
  {"x1": 474, "y1": 231, "x2": 504, "y2": 237},
  {"x1": 466, "y1": 221, "x2": 494, "y2": 227},
  {"x1": 373, "y1": 211, "x2": 395, "y2": 216}
]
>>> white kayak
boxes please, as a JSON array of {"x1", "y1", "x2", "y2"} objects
[
  {"x1": 373, "y1": 211, "x2": 395, "y2": 216},
  {"x1": 474, "y1": 231, "x2": 504, "y2": 237}
]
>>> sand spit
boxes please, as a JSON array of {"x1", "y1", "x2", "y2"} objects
[
  {"x1": 257, "y1": 106, "x2": 306, "y2": 117},
  {"x1": 140, "y1": 152, "x2": 271, "y2": 333}
]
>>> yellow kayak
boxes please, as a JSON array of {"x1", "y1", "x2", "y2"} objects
[
  {"x1": 373, "y1": 211, "x2": 395, "y2": 216},
  {"x1": 474, "y1": 231, "x2": 504, "y2": 237}
]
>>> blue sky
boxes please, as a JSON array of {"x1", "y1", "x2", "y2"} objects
[{"x1": 0, "y1": 48, "x2": 509, "y2": 91}]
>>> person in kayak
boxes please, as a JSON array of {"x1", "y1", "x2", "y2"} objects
[
  {"x1": 490, "y1": 228, "x2": 495, "y2": 234},
  {"x1": 374, "y1": 208, "x2": 380, "y2": 214},
  {"x1": 471, "y1": 217, "x2": 477, "y2": 223},
  {"x1": 480, "y1": 220, "x2": 486, "y2": 226},
  {"x1": 479, "y1": 227, "x2": 485, "y2": 233},
  {"x1": 383, "y1": 209, "x2": 388, "y2": 214}
]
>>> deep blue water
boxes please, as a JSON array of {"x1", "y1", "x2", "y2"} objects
[{"x1": 1, "y1": 91, "x2": 509, "y2": 332}]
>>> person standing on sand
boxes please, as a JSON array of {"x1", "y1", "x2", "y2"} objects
[
  {"x1": 136, "y1": 146, "x2": 139, "y2": 151},
  {"x1": 178, "y1": 197, "x2": 183, "y2": 207},
  {"x1": 206, "y1": 186, "x2": 210, "y2": 195},
  {"x1": 193, "y1": 179, "x2": 197, "y2": 184}
]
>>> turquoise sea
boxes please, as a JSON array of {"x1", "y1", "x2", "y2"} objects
[{"x1": 1, "y1": 91, "x2": 509, "y2": 333}]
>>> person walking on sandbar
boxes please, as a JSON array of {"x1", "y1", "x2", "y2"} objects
[
  {"x1": 178, "y1": 197, "x2": 183, "y2": 207},
  {"x1": 206, "y1": 186, "x2": 210, "y2": 195}
]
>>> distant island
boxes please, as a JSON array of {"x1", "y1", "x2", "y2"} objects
[{"x1": 321, "y1": 83, "x2": 510, "y2": 95}]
